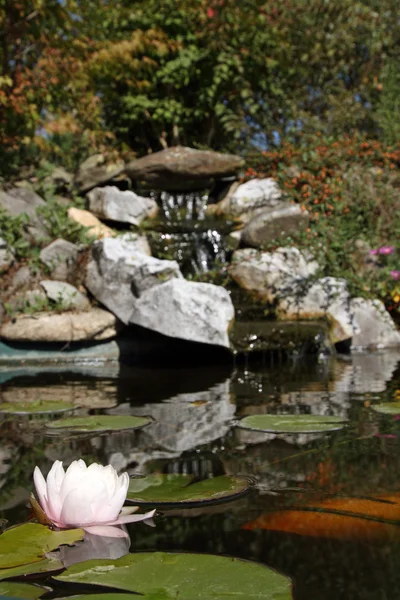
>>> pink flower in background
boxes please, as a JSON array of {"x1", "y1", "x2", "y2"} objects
[
  {"x1": 378, "y1": 246, "x2": 395, "y2": 255},
  {"x1": 390, "y1": 270, "x2": 400, "y2": 280},
  {"x1": 33, "y1": 460, "x2": 155, "y2": 538},
  {"x1": 369, "y1": 249, "x2": 378, "y2": 256},
  {"x1": 207, "y1": 7, "x2": 215, "y2": 17}
]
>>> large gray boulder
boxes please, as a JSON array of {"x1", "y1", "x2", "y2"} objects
[
  {"x1": 0, "y1": 188, "x2": 48, "y2": 238},
  {"x1": 241, "y1": 202, "x2": 310, "y2": 248},
  {"x1": 350, "y1": 298, "x2": 400, "y2": 350},
  {"x1": 39, "y1": 238, "x2": 80, "y2": 280},
  {"x1": 0, "y1": 308, "x2": 118, "y2": 342},
  {"x1": 278, "y1": 277, "x2": 355, "y2": 344},
  {"x1": 85, "y1": 237, "x2": 182, "y2": 324},
  {"x1": 231, "y1": 247, "x2": 319, "y2": 302},
  {"x1": 129, "y1": 278, "x2": 234, "y2": 348},
  {"x1": 87, "y1": 186, "x2": 158, "y2": 226},
  {"x1": 125, "y1": 146, "x2": 244, "y2": 191}
]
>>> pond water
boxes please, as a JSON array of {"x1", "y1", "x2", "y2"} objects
[{"x1": 1, "y1": 350, "x2": 400, "y2": 599}]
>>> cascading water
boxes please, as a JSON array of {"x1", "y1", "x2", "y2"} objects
[
  {"x1": 157, "y1": 190, "x2": 209, "y2": 222},
  {"x1": 148, "y1": 190, "x2": 234, "y2": 276}
]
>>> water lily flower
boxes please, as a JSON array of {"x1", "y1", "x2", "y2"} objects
[{"x1": 33, "y1": 460, "x2": 155, "y2": 538}]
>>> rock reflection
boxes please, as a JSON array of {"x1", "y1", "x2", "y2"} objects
[{"x1": 104, "y1": 380, "x2": 235, "y2": 471}]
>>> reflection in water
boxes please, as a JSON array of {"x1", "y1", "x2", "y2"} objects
[
  {"x1": 0, "y1": 350, "x2": 400, "y2": 599},
  {"x1": 52, "y1": 528, "x2": 131, "y2": 567}
]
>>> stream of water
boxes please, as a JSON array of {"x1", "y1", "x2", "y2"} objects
[{"x1": 1, "y1": 351, "x2": 400, "y2": 598}]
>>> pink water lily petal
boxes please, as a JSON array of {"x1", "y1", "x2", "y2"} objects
[
  {"x1": 33, "y1": 467, "x2": 49, "y2": 515},
  {"x1": 109, "y1": 509, "x2": 156, "y2": 526},
  {"x1": 46, "y1": 461, "x2": 65, "y2": 522},
  {"x1": 83, "y1": 525, "x2": 129, "y2": 538},
  {"x1": 120, "y1": 506, "x2": 139, "y2": 515},
  {"x1": 60, "y1": 460, "x2": 87, "y2": 504},
  {"x1": 60, "y1": 487, "x2": 95, "y2": 527},
  {"x1": 95, "y1": 473, "x2": 129, "y2": 523}
]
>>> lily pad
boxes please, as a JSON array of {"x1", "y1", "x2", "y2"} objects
[
  {"x1": 127, "y1": 474, "x2": 251, "y2": 507},
  {"x1": 370, "y1": 402, "x2": 400, "y2": 415},
  {"x1": 0, "y1": 581, "x2": 47, "y2": 599},
  {"x1": 59, "y1": 596, "x2": 140, "y2": 600},
  {"x1": 46, "y1": 415, "x2": 152, "y2": 434},
  {"x1": 55, "y1": 552, "x2": 292, "y2": 600},
  {"x1": 0, "y1": 556, "x2": 63, "y2": 581},
  {"x1": 0, "y1": 523, "x2": 84, "y2": 569},
  {"x1": 0, "y1": 400, "x2": 76, "y2": 415},
  {"x1": 237, "y1": 414, "x2": 346, "y2": 434}
]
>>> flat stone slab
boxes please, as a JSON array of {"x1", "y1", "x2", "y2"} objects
[
  {"x1": 0, "y1": 308, "x2": 118, "y2": 343},
  {"x1": 125, "y1": 146, "x2": 244, "y2": 191}
]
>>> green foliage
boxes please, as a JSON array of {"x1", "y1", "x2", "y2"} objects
[
  {"x1": 0, "y1": 209, "x2": 31, "y2": 258},
  {"x1": 247, "y1": 135, "x2": 400, "y2": 317},
  {"x1": 4, "y1": 291, "x2": 69, "y2": 319},
  {"x1": 377, "y1": 57, "x2": 400, "y2": 146},
  {"x1": 2, "y1": 0, "x2": 399, "y2": 173},
  {"x1": 37, "y1": 197, "x2": 94, "y2": 246}
]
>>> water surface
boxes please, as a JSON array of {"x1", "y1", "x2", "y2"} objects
[{"x1": 1, "y1": 351, "x2": 400, "y2": 599}]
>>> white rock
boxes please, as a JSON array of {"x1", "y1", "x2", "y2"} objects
[
  {"x1": 351, "y1": 298, "x2": 400, "y2": 350},
  {"x1": 231, "y1": 247, "x2": 319, "y2": 302},
  {"x1": 278, "y1": 277, "x2": 355, "y2": 343},
  {"x1": 129, "y1": 278, "x2": 235, "y2": 348},
  {"x1": 87, "y1": 186, "x2": 158, "y2": 226},
  {"x1": 85, "y1": 237, "x2": 182, "y2": 324},
  {"x1": 218, "y1": 178, "x2": 282, "y2": 219},
  {"x1": 117, "y1": 232, "x2": 151, "y2": 256}
]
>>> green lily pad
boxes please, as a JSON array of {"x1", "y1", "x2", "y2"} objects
[
  {"x1": 0, "y1": 523, "x2": 84, "y2": 569},
  {"x1": 0, "y1": 581, "x2": 47, "y2": 599},
  {"x1": 55, "y1": 552, "x2": 292, "y2": 600},
  {"x1": 370, "y1": 402, "x2": 400, "y2": 415},
  {"x1": 0, "y1": 400, "x2": 76, "y2": 415},
  {"x1": 46, "y1": 415, "x2": 152, "y2": 434},
  {"x1": 238, "y1": 414, "x2": 346, "y2": 434},
  {"x1": 127, "y1": 474, "x2": 251, "y2": 507},
  {"x1": 0, "y1": 556, "x2": 63, "y2": 581},
  {"x1": 59, "y1": 596, "x2": 139, "y2": 600}
]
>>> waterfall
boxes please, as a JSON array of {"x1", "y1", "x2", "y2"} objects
[{"x1": 149, "y1": 191, "x2": 232, "y2": 276}]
